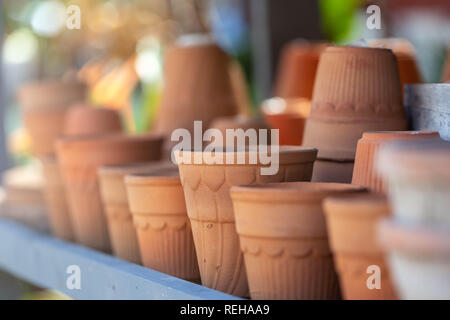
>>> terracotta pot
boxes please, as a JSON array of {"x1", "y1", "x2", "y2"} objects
[
  {"x1": 154, "y1": 35, "x2": 238, "y2": 138},
  {"x1": 18, "y1": 79, "x2": 87, "y2": 156},
  {"x1": 261, "y1": 97, "x2": 311, "y2": 145},
  {"x1": 98, "y1": 162, "x2": 174, "y2": 263},
  {"x1": 352, "y1": 131, "x2": 440, "y2": 193},
  {"x1": 312, "y1": 159, "x2": 354, "y2": 184},
  {"x1": 230, "y1": 182, "x2": 367, "y2": 299},
  {"x1": 377, "y1": 139, "x2": 450, "y2": 224},
  {"x1": 378, "y1": 219, "x2": 450, "y2": 299},
  {"x1": 176, "y1": 146, "x2": 318, "y2": 296},
  {"x1": 443, "y1": 50, "x2": 450, "y2": 82},
  {"x1": 40, "y1": 156, "x2": 73, "y2": 241},
  {"x1": 56, "y1": 134, "x2": 163, "y2": 252},
  {"x1": 302, "y1": 46, "x2": 407, "y2": 160},
  {"x1": 125, "y1": 168, "x2": 200, "y2": 281},
  {"x1": 324, "y1": 194, "x2": 396, "y2": 300},
  {"x1": 63, "y1": 103, "x2": 123, "y2": 136},
  {"x1": 368, "y1": 38, "x2": 422, "y2": 86},
  {"x1": 274, "y1": 41, "x2": 328, "y2": 99}
]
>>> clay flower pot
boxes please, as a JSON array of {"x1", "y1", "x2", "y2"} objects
[
  {"x1": 98, "y1": 162, "x2": 174, "y2": 263},
  {"x1": 18, "y1": 79, "x2": 87, "y2": 156},
  {"x1": 377, "y1": 139, "x2": 450, "y2": 224},
  {"x1": 442, "y1": 49, "x2": 450, "y2": 82},
  {"x1": 324, "y1": 194, "x2": 396, "y2": 300},
  {"x1": 352, "y1": 131, "x2": 440, "y2": 192},
  {"x1": 261, "y1": 97, "x2": 311, "y2": 145},
  {"x1": 368, "y1": 38, "x2": 422, "y2": 86},
  {"x1": 302, "y1": 46, "x2": 407, "y2": 160},
  {"x1": 40, "y1": 156, "x2": 74, "y2": 241},
  {"x1": 176, "y1": 146, "x2": 318, "y2": 296},
  {"x1": 312, "y1": 159, "x2": 354, "y2": 184},
  {"x1": 63, "y1": 103, "x2": 123, "y2": 136},
  {"x1": 274, "y1": 40, "x2": 328, "y2": 99},
  {"x1": 56, "y1": 134, "x2": 163, "y2": 252},
  {"x1": 378, "y1": 219, "x2": 450, "y2": 299},
  {"x1": 230, "y1": 182, "x2": 366, "y2": 300},
  {"x1": 154, "y1": 35, "x2": 238, "y2": 138},
  {"x1": 125, "y1": 168, "x2": 200, "y2": 281}
]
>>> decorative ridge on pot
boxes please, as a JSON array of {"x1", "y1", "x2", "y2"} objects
[
  {"x1": 230, "y1": 182, "x2": 367, "y2": 299},
  {"x1": 125, "y1": 167, "x2": 200, "y2": 282},
  {"x1": 352, "y1": 130, "x2": 440, "y2": 192}
]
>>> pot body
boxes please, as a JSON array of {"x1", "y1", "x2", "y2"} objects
[
  {"x1": 177, "y1": 147, "x2": 318, "y2": 296},
  {"x1": 312, "y1": 159, "x2": 354, "y2": 184},
  {"x1": 57, "y1": 135, "x2": 163, "y2": 252}
]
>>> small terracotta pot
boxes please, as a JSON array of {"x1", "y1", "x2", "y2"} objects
[
  {"x1": 125, "y1": 168, "x2": 200, "y2": 281},
  {"x1": 312, "y1": 159, "x2": 354, "y2": 184},
  {"x1": 302, "y1": 46, "x2": 407, "y2": 159},
  {"x1": 231, "y1": 182, "x2": 366, "y2": 300},
  {"x1": 378, "y1": 219, "x2": 450, "y2": 299},
  {"x1": 261, "y1": 97, "x2": 311, "y2": 146},
  {"x1": 176, "y1": 146, "x2": 318, "y2": 296},
  {"x1": 377, "y1": 139, "x2": 449, "y2": 224},
  {"x1": 63, "y1": 104, "x2": 123, "y2": 137},
  {"x1": 56, "y1": 134, "x2": 163, "y2": 252},
  {"x1": 98, "y1": 162, "x2": 174, "y2": 263},
  {"x1": 18, "y1": 79, "x2": 87, "y2": 156},
  {"x1": 368, "y1": 38, "x2": 422, "y2": 86},
  {"x1": 274, "y1": 41, "x2": 328, "y2": 99},
  {"x1": 40, "y1": 156, "x2": 73, "y2": 241},
  {"x1": 324, "y1": 194, "x2": 396, "y2": 300},
  {"x1": 154, "y1": 35, "x2": 238, "y2": 138},
  {"x1": 352, "y1": 131, "x2": 440, "y2": 193}
]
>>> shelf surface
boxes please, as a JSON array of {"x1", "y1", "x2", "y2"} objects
[{"x1": 0, "y1": 218, "x2": 240, "y2": 300}]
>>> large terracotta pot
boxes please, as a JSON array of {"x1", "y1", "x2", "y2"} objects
[
  {"x1": 63, "y1": 104, "x2": 123, "y2": 136},
  {"x1": 231, "y1": 182, "x2": 366, "y2": 299},
  {"x1": 274, "y1": 41, "x2": 328, "y2": 99},
  {"x1": 154, "y1": 36, "x2": 238, "y2": 138},
  {"x1": 378, "y1": 219, "x2": 450, "y2": 299},
  {"x1": 324, "y1": 194, "x2": 396, "y2": 300},
  {"x1": 352, "y1": 131, "x2": 440, "y2": 193},
  {"x1": 56, "y1": 134, "x2": 163, "y2": 252},
  {"x1": 442, "y1": 49, "x2": 450, "y2": 82},
  {"x1": 40, "y1": 156, "x2": 73, "y2": 241},
  {"x1": 98, "y1": 162, "x2": 174, "y2": 263},
  {"x1": 125, "y1": 168, "x2": 200, "y2": 281},
  {"x1": 18, "y1": 79, "x2": 87, "y2": 156},
  {"x1": 176, "y1": 146, "x2": 318, "y2": 296},
  {"x1": 303, "y1": 46, "x2": 407, "y2": 161},
  {"x1": 261, "y1": 97, "x2": 311, "y2": 146},
  {"x1": 377, "y1": 139, "x2": 450, "y2": 224}
]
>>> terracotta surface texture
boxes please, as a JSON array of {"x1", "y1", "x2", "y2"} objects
[
  {"x1": 176, "y1": 147, "x2": 318, "y2": 297},
  {"x1": 324, "y1": 194, "x2": 396, "y2": 300},
  {"x1": 442, "y1": 50, "x2": 450, "y2": 82},
  {"x1": 352, "y1": 131, "x2": 440, "y2": 193},
  {"x1": 302, "y1": 46, "x2": 407, "y2": 160},
  {"x1": 56, "y1": 134, "x2": 163, "y2": 252},
  {"x1": 125, "y1": 168, "x2": 200, "y2": 281},
  {"x1": 274, "y1": 41, "x2": 328, "y2": 99},
  {"x1": 231, "y1": 182, "x2": 367, "y2": 299},
  {"x1": 18, "y1": 79, "x2": 87, "y2": 156},
  {"x1": 40, "y1": 156, "x2": 74, "y2": 241}
]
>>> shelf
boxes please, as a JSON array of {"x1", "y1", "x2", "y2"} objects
[{"x1": 0, "y1": 218, "x2": 240, "y2": 300}]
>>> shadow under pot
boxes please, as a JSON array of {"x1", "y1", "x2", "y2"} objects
[
  {"x1": 176, "y1": 146, "x2": 318, "y2": 297},
  {"x1": 125, "y1": 167, "x2": 200, "y2": 282},
  {"x1": 98, "y1": 162, "x2": 175, "y2": 264},
  {"x1": 56, "y1": 134, "x2": 163, "y2": 252},
  {"x1": 230, "y1": 182, "x2": 367, "y2": 300},
  {"x1": 324, "y1": 194, "x2": 397, "y2": 300}
]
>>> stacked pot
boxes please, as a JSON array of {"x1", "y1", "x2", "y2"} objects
[
  {"x1": 377, "y1": 140, "x2": 450, "y2": 299},
  {"x1": 302, "y1": 46, "x2": 408, "y2": 183}
]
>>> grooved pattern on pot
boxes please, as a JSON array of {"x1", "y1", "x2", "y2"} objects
[
  {"x1": 241, "y1": 237, "x2": 339, "y2": 300},
  {"x1": 352, "y1": 138, "x2": 383, "y2": 192},
  {"x1": 134, "y1": 215, "x2": 200, "y2": 281},
  {"x1": 179, "y1": 161, "x2": 315, "y2": 297}
]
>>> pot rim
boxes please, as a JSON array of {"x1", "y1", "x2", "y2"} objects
[
  {"x1": 98, "y1": 161, "x2": 173, "y2": 177},
  {"x1": 175, "y1": 146, "x2": 318, "y2": 165},
  {"x1": 361, "y1": 130, "x2": 439, "y2": 141},
  {"x1": 324, "y1": 45, "x2": 394, "y2": 55},
  {"x1": 56, "y1": 133, "x2": 164, "y2": 149},
  {"x1": 323, "y1": 194, "x2": 390, "y2": 219},
  {"x1": 125, "y1": 168, "x2": 180, "y2": 186},
  {"x1": 231, "y1": 182, "x2": 366, "y2": 202},
  {"x1": 378, "y1": 218, "x2": 450, "y2": 256}
]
